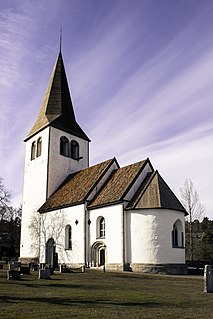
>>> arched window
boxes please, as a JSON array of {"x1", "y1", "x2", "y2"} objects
[
  {"x1": 65, "y1": 225, "x2": 72, "y2": 250},
  {"x1": 96, "y1": 217, "x2": 105, "y2": 238},
  {"x1": 100, "y1": 217, "x2": 105, "y2": 238},
  {"x1": 71, "y1": 140, "x2": 79, "y2": 160},
  {"x1": 36, "y1": 137, "x2": 42, "y2": 157},
  {"x1": 60, "y1": 136, "x2": 69, "y2": 157},
  {"x1": 172, "y1": 220, "x2": 184, "y2": 248},
  {"x1": 31, "y1": 141, "x2": 36, "y2": 160}
]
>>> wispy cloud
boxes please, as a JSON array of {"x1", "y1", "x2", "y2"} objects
[
  {"x1": 0, "y1": 0, "x2": 212, "y2": 217},
  {"x1": 67, "y1": 4, "x2": 213, "y2": 217},
  {"x1": 0, "y1": 1, "x2": 60, "y2": 204}
]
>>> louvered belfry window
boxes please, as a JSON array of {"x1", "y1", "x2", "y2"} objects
[
  {"x1": 71, "y1": 140, "x2": 79, "y2": 160},
  {"x1": 60, "y1": 136, "x2": 69, "y2": 157},
  {"x1": 31, "y1": 141, "x2": 36, "y2": 160}
]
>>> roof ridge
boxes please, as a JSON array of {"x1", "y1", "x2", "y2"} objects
[
  {"x1": 87, "y1": 169, "x2": 118, "y2": 208},
  {"x1": 83, "y1": 158, "x2": 118, "y2": 201},
  {"x1": 121, "y1": 158, "x2": 149, "y2": 200},
  {"x1": 118, "y1": 158, "x2": 148, "y2": 170}
]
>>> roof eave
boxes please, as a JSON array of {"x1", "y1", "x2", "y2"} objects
[
  {"x1": 125, "y1": 206, "x2": 188, "y2": 214},
  {"x1": 88, "y1": 200, "x2": 123, "y2": 210},
  {"x1": 38, "y1": 200, "x2": 85, "y2": 214}
]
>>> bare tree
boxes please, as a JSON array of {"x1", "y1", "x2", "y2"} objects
[
  {"x1": 28, "y1": 210, "x2": 65, "y2": 262},
  {"x1": 0, "y1": 178, "x2": 21, "y2": 258},
  {"x1": 0, "y1": 177, "x2": 11, "y2": 220},
  {"x1": 180, "y1": 178, "x2": 205, "y2": 261},
  {"x1": 28, "y1": 212, "x2": 42, "y2": 258}
]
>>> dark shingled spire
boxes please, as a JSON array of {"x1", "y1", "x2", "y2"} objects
[{"x1": 25, "y1": 51, "x2": 90, "y2": 141}]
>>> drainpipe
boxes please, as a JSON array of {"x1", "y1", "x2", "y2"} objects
[
  {"x1": 84, "y1": 203, "x2": 90, "y2": 267},
  {"x1": 46, "y1": 127, "x2": 51, "y2": 200},
  {"x1": 38, "y1": 212, "x2": 41, "y2": 264},
  {"x1": 84, "y1": 204, "x2": 86, "y2": 267},
  {"x1": 122, "y1": 204, "x2": 125, "y2": 271}
]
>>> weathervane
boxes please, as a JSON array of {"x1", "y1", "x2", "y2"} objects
[{"x1": 60, "y1": 27, "x2": 62, "y2": 52}]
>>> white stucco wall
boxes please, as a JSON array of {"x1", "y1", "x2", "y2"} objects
[
  {"x1": 39, "y1": 204, "x2": 85, "y2": 265},
  {"x1": 20, "y1": 129, "x2": 50, "y2": 259},
  {"x1": 128, "y1": 208, "x2": 185, "y2": 264},
  {"x1": 89, "y1": 204, "x2": 124, "y2": 265},
  {"x1": 48, "y1": 127, "x2": 89, "y2": 197},
  {"x1": 20, "y1": 125, "x2": 89, "y2": 261}
]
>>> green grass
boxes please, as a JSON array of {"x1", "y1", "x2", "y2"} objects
[{"x1": 0, "y1": 269, "x2": 213, "y2": 319}]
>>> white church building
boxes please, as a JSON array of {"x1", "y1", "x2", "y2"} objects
[{"x1": 19, "y1": 48, "x2": 187, "y2": 274}]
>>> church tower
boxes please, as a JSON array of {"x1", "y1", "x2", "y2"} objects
[{"x1": 20, "y1": 50, "x2": 90, "y2": 262}]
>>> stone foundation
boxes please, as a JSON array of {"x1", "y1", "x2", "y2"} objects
[
  {"x1": 130, "y1": 263, "x2": 187, "y2": 275},
  {"x1": 65, "y1": 263, "x2": 84, "y2": 268},
  {"x1": 18, "y1": 257, "x2": 39, "y2": 264},
  {"x1": 90, "y1": 263, "x2": 124, "y2": 271},
  {"x1": 105, "y1": 263, "x2": 124, "y2": 271}
]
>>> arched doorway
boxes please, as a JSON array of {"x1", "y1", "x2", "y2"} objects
[
  {"x1": 99, "y1": 248, "x2": 105, "y2": 266},
  {"x1": 91, "y1": 241, "x2": 106, "y2": 267},
  {"x1": 46, "y1": 238, "x2": 57, "y2": 268}
]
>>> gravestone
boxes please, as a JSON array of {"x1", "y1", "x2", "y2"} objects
[
  {"x1": 39, "y1": 269, "x2": 51, "y2": 279},
  {"x1": 7, "y1": 270, "x2": 21, "y2": 280},
  {"x1": 59, "y1": 264, "x2": 64, "y2": 273},
  {"x1": 20, "y1": 265, "x2": 30, "y2": 275},
  {"x1": 204, "y1": 265, "x2": 213, "y2": 293},
  {"x1": 31, "y1": 263, "x2": 38, "y2": 271},
  {"x1": 8, "y1": 263, "x2": 16, "y2": 270}
]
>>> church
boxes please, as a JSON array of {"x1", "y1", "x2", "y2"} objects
[{"x1": 19, "y1": 47, "x2": 187, "y2": 274}]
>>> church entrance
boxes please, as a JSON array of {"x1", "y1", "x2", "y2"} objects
[
  {"x1": 91, "y1": 242, "x2": 106, "y2": 267},
  {"x1": 46, "y1": 238, "x2": 58, "y2": 268},
  {"x1": 99, "y1": 248, "x2": 105, "y2": 266}
]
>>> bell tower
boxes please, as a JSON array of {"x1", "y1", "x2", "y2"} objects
[{"x1": 20, "y1": 50, "x2": 90, "y2": 262}]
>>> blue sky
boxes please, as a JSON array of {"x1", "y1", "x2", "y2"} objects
[{"x1": 0, "y1": 0, "x2": 213, "y2": 218}]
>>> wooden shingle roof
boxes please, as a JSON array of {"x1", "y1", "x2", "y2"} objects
[
  {"x1": 38, "y1": 158, "x2": 116, "y2": 213},
  {"x1": 88, "y1": 159, "x2": 148, "y2": 209},
  {"x1": 126, "y1": 171, "x2": 187, "y2": 214},
  {"x1": 39, "y1": 157, "x2": 186, "y2": 215},
  {"x1": 25, "y1": 51, "x2": 90, "y2": 142}
]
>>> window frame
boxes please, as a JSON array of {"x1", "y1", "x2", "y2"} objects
[
  {"x1": 96, "y1": 216, "x2": 105, "y2": 239},
  {"x1": 31, "y1": 141, "x2": 36, "y2": 160},
  {"x1": 71, "y1": 140, "x2": 79, "y2": 160},
  {"x1": 36, "y1": 137, "x2": 42, "y2": 157},
  {"x1": 65, "y1": 224, "x2": 72, "y2": 250},
  {"x1": 60, "y1": 136, "x2": 69, "y2": 157},
  {"x1": 172, "y1": 220, "x2": 184, "y2": 248}
]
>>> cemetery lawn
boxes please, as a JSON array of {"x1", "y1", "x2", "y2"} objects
[{"x1": 0, "y1": 269, "x2": 213, "y2": 319}]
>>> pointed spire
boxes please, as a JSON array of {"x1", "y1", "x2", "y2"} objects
[{"x1": 25, "y1": 50, "x2": 90, "y2": 142}]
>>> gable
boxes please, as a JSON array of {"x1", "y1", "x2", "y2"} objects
[{"x1": 88, "y1": 159, "x2": 149, "y2": 209}]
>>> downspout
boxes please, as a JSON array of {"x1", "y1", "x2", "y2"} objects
[
  {"x1": 84, "y1": 203, "x2": 88, "y2": 267},
  {"x1": 122, "y1": 204, "x2": 125, "y2": 271},
  {"x1": 87, "y1": 142, "x2": 90, "y2": 168},
  {"x1": 46, "y1": 127, "x2": 51, "y2": 200},
  {"x1": 38, "y1": 213, "x2": 41, "y2": 264}
]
